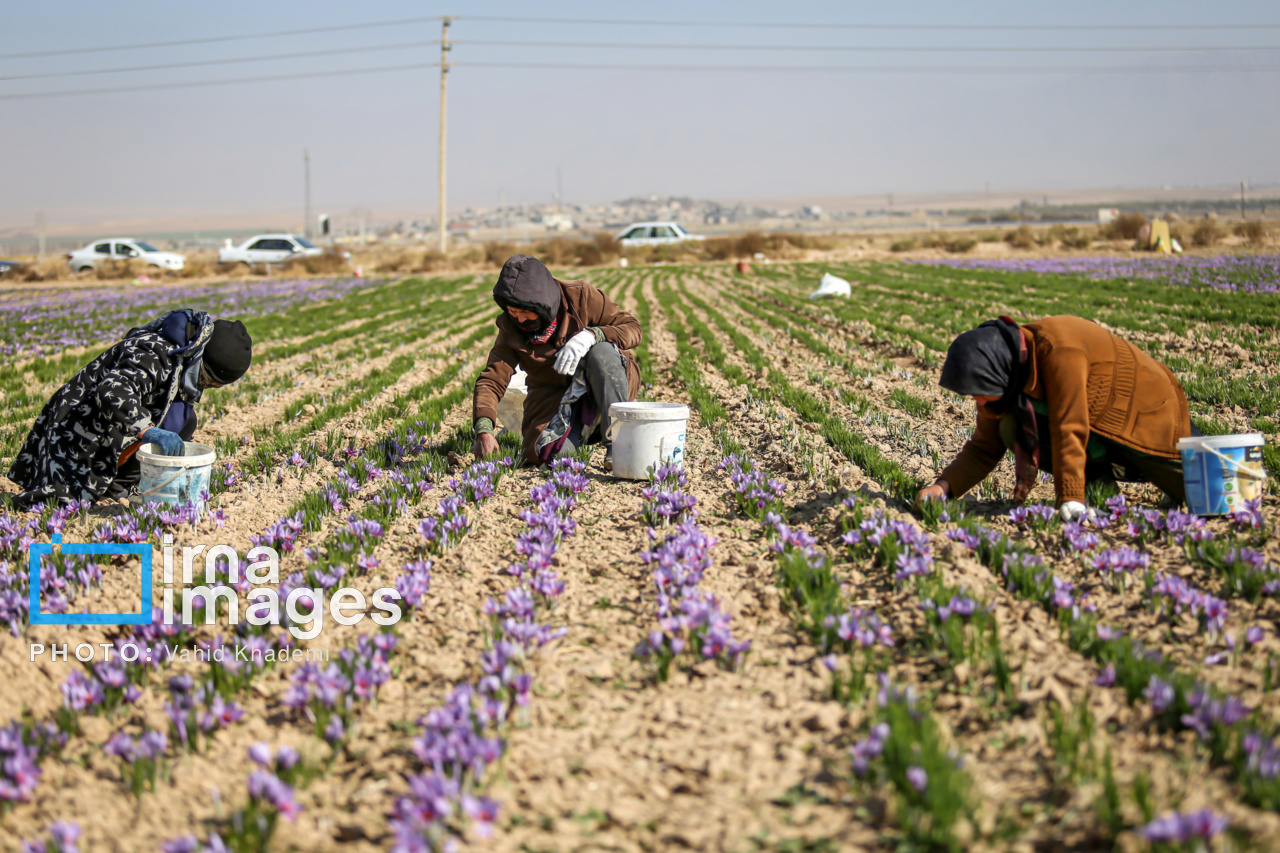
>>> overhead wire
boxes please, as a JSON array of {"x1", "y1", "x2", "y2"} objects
[
  {"x1": 0, "y1": 17, "x2": 438, "y2": 60},
  {"x1": 7, "y1": 37, "x2": 1275, "y2": 83},
  {"x1": 453, "y1": 38, "x2": 1280, "y2": 53},
  {"x1": 3, "y1": 58, "x2": 1278, "y2": 101},
  {"x1": 5, "y1": 13, "x2": 1280, "y2": 61},
  {"x1": 0, "y1": 41, "x2": 439, "y2": 82},
  {"x1": 454, "y1": 14, "x2": 1280, "y2": 31}
]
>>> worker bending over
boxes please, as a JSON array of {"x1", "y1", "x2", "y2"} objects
[
  {"x1": 918, "y1": 315, "x2": 1194, "y2": 520},
  {"x1": 8, "y1": 310, "x2": 252, "y2": 507},
  {"x1": 473, "y1": 254, "x2": 642, "y2": 469}
]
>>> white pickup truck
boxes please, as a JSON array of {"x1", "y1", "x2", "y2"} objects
[{"x1": 219, "y1": 234, "x2": 323, "y2": 266}]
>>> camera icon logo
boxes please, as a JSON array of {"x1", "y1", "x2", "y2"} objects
[{"x1": 28, "y1": 534, "x2": 152, "y2": 626}]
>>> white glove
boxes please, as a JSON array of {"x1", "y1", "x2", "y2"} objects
[
  {"x1": 1060, "y1": 501, "x2": 1087, "y2": 522},
  {"x1": 553, "y1": 330, "x2": 596, "y2": 375}
]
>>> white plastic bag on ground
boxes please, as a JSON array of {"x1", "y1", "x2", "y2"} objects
[
  {"x1": 810, "y1": 273, "x2": 851, "y2": 299},
  {"x1": 495, "y1": 367, "x2": 528, "y2": 435}
]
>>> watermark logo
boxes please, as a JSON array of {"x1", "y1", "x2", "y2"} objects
[
  {"x1": 27, "y1": 534, "x2": 402, "y2": 639},
  {"x1": 29, "y1": 534, "x2": 152, "y2": 626}
]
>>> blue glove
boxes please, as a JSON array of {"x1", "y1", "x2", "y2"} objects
[{"x1": 142, "y1": 427, "x2": 186, "y2": 457}]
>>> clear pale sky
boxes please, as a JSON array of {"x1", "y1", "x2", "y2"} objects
[{"x1": 3, "y1": 0, "x2": 1278, "y2": 229}]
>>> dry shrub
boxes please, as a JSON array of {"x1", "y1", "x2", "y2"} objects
[
  {"x1": 1102, "y1": 212, "x2": 1147, "y2": 241},
  {"x1": 702, "y1": 237, "x2": 737, "y2": 261},
  {"x1": 5, "y1": 258, "x2": 69, "y2": 282},
  {"x1": 1233, "y1": 220, "x2": 1267, "y2": 246},
  {"x1": 283, "y1": 248, "x2": 349, "y2": 275},
  {"x1": 175, "y1": 256, "x2": 212, "y2": 279},
  {"x1": 946, "y1": 236, "x2": 977, "y2": 253},
  {"x1": 93, "y1": 259, "x2": 145, "y2": 280},
  {"x1": 1005, "y1": 225, "x2": 1036, "y2": 249},
  {"x1": 536, "y1": 238, "x2": 576, "y2": 267},
  {"x1": 1058, "y1": 226, "x2": 1092, "y2": 250},
  {"x1": 890, "y1": 238, "x2": 917, "y2": 253},
  {"x1": 485, "y1": 241, "x2": 517, "y2": 267},
  {"x1": 737, "y1": 231, "x2": 767, "y2": 257},
  {"x1": 1192, "y1": 219, "x2": 1220, "y2": 247},
  {"x1": 373, "y1": 249, "x2": 449, "y2": 274}
]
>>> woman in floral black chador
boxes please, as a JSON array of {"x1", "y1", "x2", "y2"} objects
[{"x1": 7, "y1": 310, "x2": 252, "y2": 508}]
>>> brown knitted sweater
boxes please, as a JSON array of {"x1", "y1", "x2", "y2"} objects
[{"x1": 938, "y1": 315, "x2": 1190, "y2": 504}]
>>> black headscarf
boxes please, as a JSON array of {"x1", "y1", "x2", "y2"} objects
[
  {"x1": 939, "y1": 319, "x2": 1026, "y2": 409},
  {"x1": 939, "y1": 317, "x2": 1040, "y2": 501}
]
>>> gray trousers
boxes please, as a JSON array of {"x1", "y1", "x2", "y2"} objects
[{"x1": 559, "y1": 342, "x2": 629, "y2": 457}]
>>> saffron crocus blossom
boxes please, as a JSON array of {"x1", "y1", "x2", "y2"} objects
[{"x1": 1138, "y1": 808, "x2": 1229, "y2": 843}]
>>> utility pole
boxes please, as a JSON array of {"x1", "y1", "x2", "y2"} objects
[
  {"x1": 438, "y1": 17, "x2": 452, "y2": 254},
  {"x1": 1241, "y1": 181, "x2": 1247, "y2": 220},
  {"x1": 556, "y1": 166, "x2": 563, "y2": 211},
  {"x1": 984, "y1": 181, "x2": 990, "y2": 224},
  {"x1": 500, "y1": 188, "x2": 508, "y2": 242},
  {"x1": 303, "y1": 149, "x2": 311, "y2": 239},
  {"x1": 36, "y1": 211, "x2": 46, "y2": 263}
]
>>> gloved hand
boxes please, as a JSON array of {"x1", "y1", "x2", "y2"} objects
[
  {"x1": 1059, "y1": 501, "x2": 1088, "y2": 523},
  {"x1": 141, "y1": 427, "x2": 186, "y2": 457},
  {"x1": 553, "y1": 330, "x2": 596, "y2": 376}
]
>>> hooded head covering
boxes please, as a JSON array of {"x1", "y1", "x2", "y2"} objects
[
  {"x1": 493, "y1": 254, "x2": 561, "y2": 336},
  {"x1": 939, "y1": 317, "x2": 1041, "y2": 501},
  {"x1": 203, "y1": 319, "x2": 253, "y2": 384}
]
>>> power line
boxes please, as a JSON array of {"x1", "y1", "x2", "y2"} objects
[
  {"x1": 0, "y1": 16, "x2": 438, "y2": 60},
  {"x1": 0, "y1": 40, "x2": 440, "y2": 82},
  {"x1": 6, "y1": 14, "x2": 1280, "y2": 61},
  {"x1": 455, "y1": 60, "x2": 1280, "y2": 72},
  {"x1": 8, "y1": 37, "x2": 1272, "y2": 82},
  {"x1": 454, "y1": 38, "x2": 1280, "y2": 53},
  {"x1": 0, "y1": 63, "x2": 437, "y2": 101},
  {"x1": 3, "y1": 59, "x2": 1278, "y2": 101},
  {"x1": 455, "y1": 14, "x2": 1280, "y2": 31}
]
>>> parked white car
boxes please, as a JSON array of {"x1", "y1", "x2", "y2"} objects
[
  {"x1": 219, "y1": 234, "x2": 323, "y2": 266},
  {"x1": 66, "y1": 239, "x2": 185, "y2": 272},
  {"x1": 615, "y1": 221, "x2": 705, "y2": 247}
]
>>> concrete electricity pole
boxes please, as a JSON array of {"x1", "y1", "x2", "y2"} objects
[
  {"x1": 36, "y1": 211, "x2": 46, "y2": 263},
  {"x1": 500, "y1": 188, "x2": 508, "y2": 242},
  {"x1": 304, "y1": 149, "x2": 312, "y2": 239},
  {"x1": 438, "y1": 17, "x2": 452, "y2": 254}
]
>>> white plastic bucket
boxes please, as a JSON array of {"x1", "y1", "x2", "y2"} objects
[
  {"x1": 1178, "y1": 433, "x2": 1266, "y2": 515},
  {"x1": 131, "y1": 442, "x2": 216, "y2": 511},
  {"x1": 606, "y1": 402, "x2": 689, "y2": 480}
]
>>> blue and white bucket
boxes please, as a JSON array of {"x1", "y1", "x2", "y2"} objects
[
  {"x1": 1178, "y1": 433, "x2": 1266, "y2": 516},
  {"x1": 131, "y1": 442, "x2": 216, "y2": 512}
]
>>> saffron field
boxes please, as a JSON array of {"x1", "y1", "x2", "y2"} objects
[{"x1": 0, "y1": 257, "x2": 1278, "y2": 852}]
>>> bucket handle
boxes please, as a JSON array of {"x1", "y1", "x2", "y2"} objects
[
  {"x1": 605, "y1": 422, "x2": 619, "y2": 443},
  {"x1": 1197, "y1": 444, "x2": 1265, "y2": 481},
  {"x1": 138, "y1": 467, "x2": 187, "y2": 497}
]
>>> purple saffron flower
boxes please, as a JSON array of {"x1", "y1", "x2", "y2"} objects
[
  {"x1": 906, "y1": 766, "x2": 928, "y2": 793},
  {"x1": 248, "y1": 743, "x2": 272, "y2": 766}
]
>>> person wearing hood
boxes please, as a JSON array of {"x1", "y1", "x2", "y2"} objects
[
  {"x1": 7, "y1": 310, "x2": 252, "y2": 508},
  {"x1": 917, "y1": 315, "x2": 1194, "y2": 520},
  {"x1": 473, "y1": 254, "x2": 642, "y2": 469}
]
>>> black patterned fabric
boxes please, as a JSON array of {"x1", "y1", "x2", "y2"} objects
[{"x1": 7, "y1": 310, "x2": 218, "y2": 507}]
